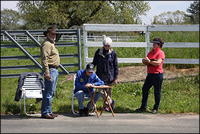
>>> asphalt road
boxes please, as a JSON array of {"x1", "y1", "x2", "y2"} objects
[{"x1": 1, "y1": 113, "x2": 199, "y2": 133}]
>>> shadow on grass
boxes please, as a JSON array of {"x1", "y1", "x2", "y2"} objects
[
  {"x1": 56, "y1": 104, "x2": 153, "y2": 118},
  {"x1": 112, "y1": 106, "x2": 152, "y2": 114},
  {"x1": 2, "y1": 103, "x2": 20, "y2": 115}
]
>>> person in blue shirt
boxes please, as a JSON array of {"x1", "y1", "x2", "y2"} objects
[{"x1": 74, "y1": 63, "x2": 104, "y2": 116}]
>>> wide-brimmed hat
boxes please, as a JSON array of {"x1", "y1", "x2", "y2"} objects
[{"x1": 43, "y1": 27, "x2": 59, "y2": 37}]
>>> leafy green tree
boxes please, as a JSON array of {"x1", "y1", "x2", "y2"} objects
[
  {"x1": 152, "y1": 10, "x2": 188, "y2": 25},
  {"x1": 1, "y1": 9, "x2": 21, "y2": 30},
  {"x1": 91, "y1": 1, "x2": 151, "y2": 24},
  {"x1": 186, "y1": 0, "x2": 199, "y2": 24},
  {"x1": 16, "y1": 1, "x2": 151, "y2": 29}
]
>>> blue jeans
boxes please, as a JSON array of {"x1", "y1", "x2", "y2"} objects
[
  {"x1": 141, "y1": 73, "x2": 163, "y2": 110},
  {"x1": 41, "y1": 68, "x2": 59, "y2": 116},
  {"x1": 74, "y1": 90, "x2": 101, "y2": 109}
]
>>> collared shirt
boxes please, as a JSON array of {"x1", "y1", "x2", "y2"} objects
[
  {"x1": 147, "y1": 48, "x2": 165, "y2": 74},
  {"x1": 40, "y1": 38, "x2": 60, "y2": 74}
]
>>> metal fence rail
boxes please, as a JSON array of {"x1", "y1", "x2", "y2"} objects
[
  {"x1": 83, "y1": 24, "x2": 199, "y2": 68},
  {"x1": 1, "y1": 25, "x2": 199, "y2": 78},
  {"x1": 1, "y1": 29, "x2": 82, "y2": 78},
  {"x1": 1, "y1": 34, "x2": 138, "y2": 42}
]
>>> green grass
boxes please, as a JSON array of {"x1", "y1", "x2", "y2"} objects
[
  {"x1": 1, "y1": 31, "x2": 199, "y2": 115},
  {"x1": 1, "y1": 72, "x2": 199, "y2": 115}
]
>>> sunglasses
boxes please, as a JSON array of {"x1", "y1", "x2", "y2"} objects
[{"x1": 104, "y1": 45, "x2": 110, "y2": 47}]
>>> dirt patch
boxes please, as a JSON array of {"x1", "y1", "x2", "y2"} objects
[
  {"x1": 62, "y1": 66, "x2": 199, "y2": 83},
  {"x1": 118, "y1": 66, "x2": 199, "y2": 83}
]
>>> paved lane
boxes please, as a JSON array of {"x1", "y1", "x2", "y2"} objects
[{"x1": 1, "y1": 113, "x2": 199, "y2": 133}]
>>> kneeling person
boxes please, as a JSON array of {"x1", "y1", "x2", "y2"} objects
[{"x1": 74, "y1": 63, "x2": 104, "y2": 116}]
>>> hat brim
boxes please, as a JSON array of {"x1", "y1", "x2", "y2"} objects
[
  {"x1": 43, "y1": 31, "x2": 59, "y2": 36},
  {"x1": 87, "y1": 69, "x2": 94, "y2": 72},
  {"x1": 50, "y1": 31, "x2": 59, "y2": 34},
  {"x1": 151, "y1": 41, "x2": 160, "y2": 43}
]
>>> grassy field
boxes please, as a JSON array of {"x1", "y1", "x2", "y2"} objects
[{"x1": 1, "y1": 31, "x2": 199, "y2": 115}]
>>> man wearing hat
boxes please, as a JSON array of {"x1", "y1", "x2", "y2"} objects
[
  {"x1": 74, "y1": 63, "x2": 104, "y2": 116},
  {"x1": 40, "y1": 27, "x2": 60, "y2": 119},
  {"x1": 136, "y1": 37, "x2": 165, "y2": 114}
]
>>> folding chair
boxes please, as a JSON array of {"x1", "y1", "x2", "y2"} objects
[
  {"x1": 71, "y1": 74, "x2": 91, "y2": 115},
  {"x1": 20, "y1": 75, "x2": 44, "y2": 116}
]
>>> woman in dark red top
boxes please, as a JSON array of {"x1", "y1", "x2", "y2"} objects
[{"x1": 136, "y1": 37, "x2": 165, "y2": 114}]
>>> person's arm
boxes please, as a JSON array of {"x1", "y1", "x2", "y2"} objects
[
  {"x1": 149, "y1": 58, "x2": 163, "y2": 66},
  {"x1": 145, "y1": 51, "x2": 165, "y2": 66},
  {"x1": 41, "y1": 43, "x2": 52, "y2": 79},
  {"x1": 92, "y1": 50, "x2": 98, "y2": 67},
  {"x1": 113, "y1": 78, "x2": 117, "y2": 85},
  {"x1": 93, "y1": 75, "x2": 104, "y2": 86},
  {"x1": 75, "y1": 72, "x2": 87, "y2": 90},
  {"x1": 113, "y1": 51, "x2": 118, "y2": 85},
  {"x1": 143, "y1": 57, "x2": 162, "y2": 66}
]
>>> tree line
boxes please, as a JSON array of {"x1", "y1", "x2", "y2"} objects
[
  {"x1": 1, "y1": 1, "x2": 199, "y2": 30},
  {"x1": 152, "y1": 0, "x2": 199, "y2": 25}
]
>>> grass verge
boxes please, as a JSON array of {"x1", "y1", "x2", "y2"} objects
[{"x1": 1, "y1": 71, "x2": 199, "y2": 115}]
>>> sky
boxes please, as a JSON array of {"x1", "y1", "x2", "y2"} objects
[{"x1": 1, "y1": 1, "x2": 193, "y2": 25}]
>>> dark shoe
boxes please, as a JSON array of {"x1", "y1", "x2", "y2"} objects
[
  {"x1": 41, "y1": 114, "x2": 55, "y2": 119},
  {"x1": 111, "y1": 100, "x2": 115, "y2": 111},
  {"x1": 104, "y1": 107, "x2": 110, "y2": 112},
  {"x1": 83, "y1": 107, "x2": 89, "y2": 116},
  {"x1": 50, "y1": 113, "x2": 58, "y2": 117},
  {"x1": 135, "y1": 107, "x2": 146, "y2": 112},
  {"x1": 152, "y1": 109, "x2": 157, "y2": 114},
  {"x1": 79, "y1": 109, "x2": 84, "y2": 116}
]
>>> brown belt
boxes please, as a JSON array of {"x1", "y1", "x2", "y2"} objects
[{"x1": 49, "y1": 65, "x2": 58, "y2": 69}]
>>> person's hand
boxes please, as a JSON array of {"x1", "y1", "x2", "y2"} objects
[
  {"x1": 113, "y1": 78, "x2": 117, "y2": 85},
  {"x1": 142, "y1": 57, "x2": 151, "y2": 66},
  {"x1": 44, "y1": 73, "x2": 50, "y2": 80},
  {"x1": 144, "y1": 57, "x2": 151, "y2": 63},
  {"x1": 85, "y1": 83, "x2": 93, "y2": 87}
]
